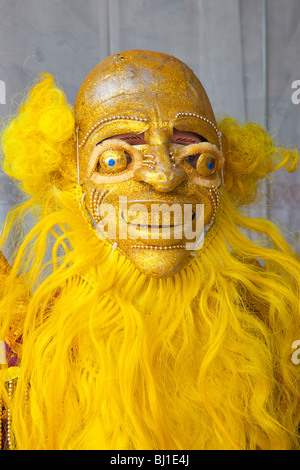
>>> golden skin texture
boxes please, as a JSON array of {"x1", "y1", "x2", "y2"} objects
[{"x1": 71, "y1": 50, "x2": 224, "y2": 277}]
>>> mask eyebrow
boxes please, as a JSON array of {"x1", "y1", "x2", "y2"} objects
[
  {"x1": 120, "y1": 134, "x2": 143, "y2": 141},
  {"x1": 174, "y1": 137, "x2": 202, "y2": 144},
  {"x1": 97, "y1": 132, "x2": 146, "y2": 146},
  {"x1": 171, "y1": 128, "x2": 207, "y2": 145}
]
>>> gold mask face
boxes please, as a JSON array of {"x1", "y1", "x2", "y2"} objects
[{"x1": 70, "y1": 50, "x2": 224, "y2": 277}]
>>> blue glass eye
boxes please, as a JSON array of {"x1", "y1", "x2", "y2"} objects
[
  {"x1": 99, "y1": 151, "x2": 129, "y2": 173},
  {"x1": 195, "y1": 154, "x2": 217, "y2": 177}
]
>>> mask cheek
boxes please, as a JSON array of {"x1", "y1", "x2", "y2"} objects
[
  {"x1": 206, "y1": 186, "x2": 221, "y2": 227},
  {"x1": 82, "y1": 179, "x2": 108, "y2": 224},
  {"x1": 188, "y1": 184, "x2": 221, "y2": 230}
]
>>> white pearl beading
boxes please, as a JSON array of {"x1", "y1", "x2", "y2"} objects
[
  {"x1": 78, "y1": 112, "x2": 222, "y2": 150},
  {"x1": 1, "y1": 375, "x2": 29, "y2": 450},
  {"x1": 90, "y1": 189, "x2": 108, "y2": 223},
  {"x1": 131, "y1": 244, "x2": 186, "y2": 250},
  {"x1": 142, "y1": 154, "x2": 157, "y2": 170},
  {"x1": 0, "y1": 397, "x2": 2, "y2": 447},
  {"x1": 78, "y1": 116, "x2": 148, "y2": 148},
  {"x1": 208, "y1": 185, "x2": 221, "y2": 226},
  {"x1": 7, "y1": 378, "x2": 13, "y2": 449}
]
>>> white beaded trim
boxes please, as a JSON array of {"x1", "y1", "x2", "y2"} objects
[
  {"x1": 141, "y1": 162, "x2": 155, "y2": 170},
  {"x1": 3, "y1": 375, "x2": 34, "y2": 450},
  {"x1": 208, "y1": 185, "x2": 221, "y2": 226},
  {"x1": 78, "y1": 116, "x2": 148, "y2": 148},
  {"x1": 142, "y1": 154, "x2": 156, "y2": 170},
  {"x1": 79, "y1": 113, "x2": 222, "y2": 149},
  {"x1": 175, "y1": 112, "x2": 222, "y2": 149},
  {"x1": 7, "y1": 378, "x2": 13, "y2": 449},
  {"x1": 90, "y1": 188, "x2": 108, "y2": 223},
  {"x1": 131, "y1": 244, "x2": 185, "y2": 250}
]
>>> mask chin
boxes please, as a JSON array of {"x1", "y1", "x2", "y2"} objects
[{"x1": 121, "y1": 245, "x2": 193, "y2": 278}]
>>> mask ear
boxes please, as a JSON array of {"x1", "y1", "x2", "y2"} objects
[
  {"x1": 2, "y1": 73, "x2": 77, "y2": 196},
  {"x1": 218, "y1": 117, "x2": 299, "y2": 207},
  {"x1": 59, "y1": 125, "x2": 79, "y2": 184}
]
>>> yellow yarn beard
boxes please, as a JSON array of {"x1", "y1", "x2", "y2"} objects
[
  {"x1": 0, "y1": 74, "x2": 299, "y2": 450},
  {"x1": 0, "y1": 184, "x2": 299, "y2": 450}
]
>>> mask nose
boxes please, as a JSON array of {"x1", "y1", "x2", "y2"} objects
[{"x1": 133, "y1": 144, "x2": 187, "y2": 192}]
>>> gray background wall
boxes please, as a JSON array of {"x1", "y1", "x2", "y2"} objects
[{"x1": 0, "y1": 0, "x2": 299, "y2": 247}]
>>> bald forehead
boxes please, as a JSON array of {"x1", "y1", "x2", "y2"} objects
[
  {"x1": 75, "y1": 51, "x2": 208, "y2": 110},
  {"x1": 74, "y1": 50, "x2": 218, "y2": 149}
]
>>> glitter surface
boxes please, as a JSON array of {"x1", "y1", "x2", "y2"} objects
[{"x1": 68, "y1": 50, "x2": 225, "y2": 277}]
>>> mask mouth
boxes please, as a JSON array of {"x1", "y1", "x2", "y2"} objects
[
  {"x1": 116, "y1": 200, "x2": 201, "y2": 243},
  {"x1": 120, "y1": 208, "x2": 196, "y2": 228},
  {"x1": 94, "y1": 192, "x2": 205, "y2": 248}
]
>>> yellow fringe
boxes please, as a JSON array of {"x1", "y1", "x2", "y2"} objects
[{"x1": 0, "y1": 74, "x2": 299, "y2": 450}]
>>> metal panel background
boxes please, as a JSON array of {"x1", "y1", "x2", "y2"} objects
[{"x1": 0, "y1": 0, "x2": 299, "y2": 246}]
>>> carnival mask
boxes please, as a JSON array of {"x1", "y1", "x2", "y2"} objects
[{"x1": 69, "y1": 50, "x2": 224, "y2": 277}]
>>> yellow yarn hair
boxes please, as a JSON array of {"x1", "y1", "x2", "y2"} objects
[{"x1": 0, "y1": 75, "x2": 300, "y2": 450}]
